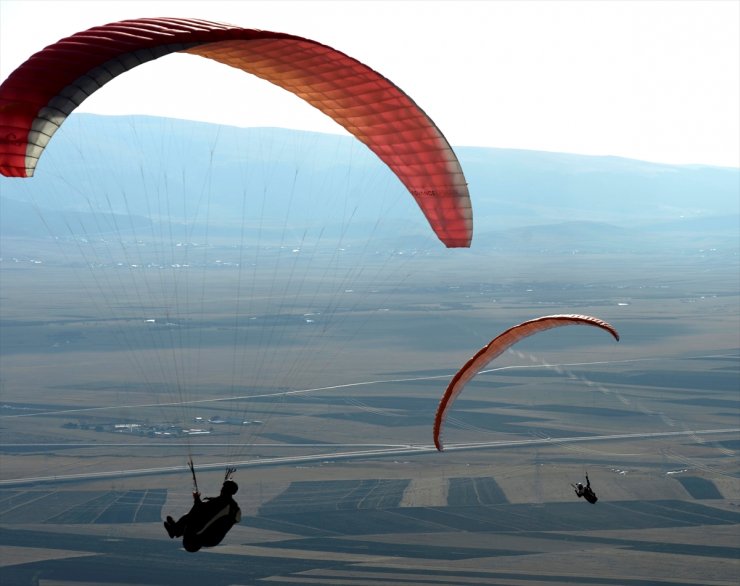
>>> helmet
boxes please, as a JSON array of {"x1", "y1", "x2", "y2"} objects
[
  {"x1": 576, "y1": 483, "x2": 583, "y2": 489},
  {"x1": 221, "y1": 480, "x2": 239, "y2": 495}
]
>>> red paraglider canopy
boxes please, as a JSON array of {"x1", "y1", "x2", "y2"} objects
[
  {"x1": 434, "y1": 314, "x2": 620, "y2": 451},
  {"x1": 0, "y1": 17, "x2": 472, "y2": 247}
]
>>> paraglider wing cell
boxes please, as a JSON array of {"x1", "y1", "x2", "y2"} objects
[
  {"x1": 433, "y1": 314, "x2": 619, "y2": 450},
  {"x1": 0, "y1": 17, "x2": 472, "y2": 247}
]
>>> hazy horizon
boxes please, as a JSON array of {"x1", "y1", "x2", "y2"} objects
[{"x1": 1, "y1": 112, "x2": 738, "y2": 585}]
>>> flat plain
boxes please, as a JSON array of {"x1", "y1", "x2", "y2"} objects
[{"x1": 1, "y1": 240, "x2": 738, "y2": 585}]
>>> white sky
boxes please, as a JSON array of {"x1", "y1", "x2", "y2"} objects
[{"x1": 1, "y1": 0, "x2": 738, "y2": 168}]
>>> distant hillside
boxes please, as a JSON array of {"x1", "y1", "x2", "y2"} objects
[
  {"x1": 473, "y1": 216, "x2": 739, "y2": 254},
  {"x1": 0, "y1": 194, "x2": 153, "y2": 239},
  {"x1": 1, "y1": 114, "x2": 737, "y2": 253},
  {"x1": 458, "y1": 146, "x2": 740, "y2": 229}
]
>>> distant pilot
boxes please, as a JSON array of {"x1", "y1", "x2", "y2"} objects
[
  {"x1": 573, "y1": 474, "x2": 598, "y2": 504},
  {"x1": 164, "y1": 479, "x2": 241, "y2": 551}
]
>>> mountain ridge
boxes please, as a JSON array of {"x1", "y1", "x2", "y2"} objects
[{"x1": 1, "y1": 114, "x2": 737, "y2": 253}]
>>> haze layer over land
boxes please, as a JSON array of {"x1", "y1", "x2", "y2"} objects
[{"x1": 1, "y1": 115, "x2": 738, "y2": 585}]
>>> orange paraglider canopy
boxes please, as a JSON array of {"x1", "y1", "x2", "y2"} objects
[
  {"x1": 434, "y1": 314, "x2": 620, "y2": 450},
  {"x1": 0, "y1": 17, "x2": 472, "y2": 247}
]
